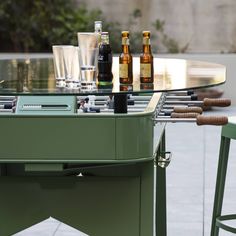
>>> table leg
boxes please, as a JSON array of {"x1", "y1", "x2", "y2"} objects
[
  {"x1": 114, "y1": 94, "x2": 127, "y2": 113},
  {"x1": 156, "y1": 130, "x2": 167, "y2": 236}
]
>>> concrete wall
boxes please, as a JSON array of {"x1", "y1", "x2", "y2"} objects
[{"x1": 78, "y1": 0, "x2": 236, "y2": 53}]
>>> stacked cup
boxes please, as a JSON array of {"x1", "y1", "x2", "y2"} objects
[{"x1": 52, "y1": 45, "x2": 80, "y2": 89}]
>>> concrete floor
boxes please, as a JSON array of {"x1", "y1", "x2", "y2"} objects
[{"x1": 166, "y1": 106, "x2": 236, "y2": 236}]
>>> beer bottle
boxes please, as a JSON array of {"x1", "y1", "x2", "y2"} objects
[
  {"x1": 140, "y1": 31, "x2": 153, "y2": 83},
  {"x1": 119, "y1": 31, "x2": 133, "y2": 84},
  {"x1": 97, "y1": 32, "x2": 113, "y2": 86}
]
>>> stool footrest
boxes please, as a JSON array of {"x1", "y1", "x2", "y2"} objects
[{"x1": 216, "y1": 214, "x2": 236, "y2": 233}]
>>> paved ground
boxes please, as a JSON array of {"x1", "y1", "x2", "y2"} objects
[{"x1": 166, "y1": 106, "x2": 236, "y2": 236}]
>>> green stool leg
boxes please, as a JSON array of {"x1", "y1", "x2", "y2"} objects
[{"x1": 211, "y1": 136, "x2": 231, "y2": 236}]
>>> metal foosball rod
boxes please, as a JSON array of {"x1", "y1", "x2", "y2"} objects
[
  {"x1": 159, "y1": 106, "x2": 203, "y2": 116},
  {"x1": 154, "y1": 115, "x2": 228, "y2": 126},
  {"x1": 164, "y1": 98, "x2": 231, "y2": 107},
  {"x1": 165, "y1": 94, "x2": 198, "y2": 101},
  {"x1": 0, "y1": 96, "x2": 16, "y2": 100},
  {"x1": 166, "y1": 90, "x2": 194, "y2": 96},
  {"x1": 77, "y1": 95, "x2": 150, "y2": 108},
  {"x1": 158, "y1": 112, "x2": 200, "y2": 118},
  {"x1": 0, "y1": 97, "x2": 16, "y2": 113}
]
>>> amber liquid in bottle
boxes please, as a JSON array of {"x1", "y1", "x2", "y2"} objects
[
  {"x1": 140, "y1": 31, "x2": 153, "y2": 83},
  {"x1": 119, "y1": 31, "x2": 133, "y2": 84}
]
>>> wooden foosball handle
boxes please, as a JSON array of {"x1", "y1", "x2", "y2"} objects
[
  {"x1": 196, "y1": 115, "x2": 228, "y2": 125},
  {"x1": 171, "y1": 112, "x2": 199, "y2": 118},
  {"x1": 173, "y1": 106, "x2": 203, "y2": 114},
  {"x1": 203, "y1": 98, "x2": 231, "y2": 107}
]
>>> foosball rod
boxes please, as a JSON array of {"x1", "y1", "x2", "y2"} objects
[
  {"x1": 164, "y1": 98, "x2": 231, "y2": 107},
  {"x1": 165, "y1": 94, "x2": 198, "y2": 101},
  {"x1": 166, "y1": 90, "x2": 194, "y2": 96},
  {"x1": 154, "y1": 115, "x2": 228, "y2": 126},
  {"x1": 159, "y1": 106, "x2": 203, "y2": 116}
]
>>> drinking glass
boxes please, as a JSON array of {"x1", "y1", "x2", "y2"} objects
[
  {"x1": 52, "y1": 45, "x2": 80, "y2": 89},
  {"x1": 77, "y1": 33, "x2": 99, "y2": 90},
  {"x1": 52, "y1": 45, "x2": 65, "y2": 88}
]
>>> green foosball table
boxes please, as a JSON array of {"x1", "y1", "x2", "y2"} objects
[{"x1": 0, "y1": 57, "x2": 226, "y2": 236}]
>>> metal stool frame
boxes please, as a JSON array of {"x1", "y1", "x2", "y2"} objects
[{"x1": 211, "y1": 120, "x2": 236, "y2": 235}]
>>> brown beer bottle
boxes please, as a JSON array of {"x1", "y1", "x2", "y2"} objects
[
  {"x1": 140, "y1": 31, "x2": 153, "y2": 83},
  {"x1": 119, "y1": 31, "x2": 133, "y2": 84}
]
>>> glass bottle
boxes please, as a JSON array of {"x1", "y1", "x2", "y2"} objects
[
  {"x1": 94, "y1": 21, "x2": 102, "y2": 44},
  {"x1": 119, "y1": 31, "x2": 133, "y2": 84},
  {"x1": 97, "y1": 32, "x2": 113, "y2": 86},
  {"x1": 140, "y1": 31, "x2": 153, "y2": 83}
]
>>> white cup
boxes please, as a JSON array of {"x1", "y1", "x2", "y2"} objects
[{"x1": 52, "y1": 45, "x2": 80, "y2": 89}]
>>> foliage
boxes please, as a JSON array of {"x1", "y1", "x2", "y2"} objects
[
  {"x1": 125, "y1": 9, "x2": 189, "y2": 54},
  {"x1": 0, "y1": 0, "x2": 102, "y2": 52},
  {"x1": 153, "y1": 19, "x2": 165, "y2": 33},
  {"x1": 0, "y1": 2, "x2": 188, "y2": 53},
  {"x1": 102, "y1": 21, "x2": 122, "y2": 54}
]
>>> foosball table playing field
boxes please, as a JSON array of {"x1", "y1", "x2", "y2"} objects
[{"x1": 0, "y1": 57, "x2": 230, "y2": 236}]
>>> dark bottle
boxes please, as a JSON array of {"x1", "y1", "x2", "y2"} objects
[
  {"x1": 119, "y1": 31, "x2": 133, "y2": 84},
  {"x1": 97, "y1": 32, "x2": 113, "y2": 86},
  {"x1": 140, "y1": 31, "x2": 154, "y2": 83}
]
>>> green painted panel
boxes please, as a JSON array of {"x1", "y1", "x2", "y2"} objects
[
  {"x1": 116, "y1": 115, "x2": 153, "y2": 159},
  {"x1": 0, "y1": 117, "x2": 116, "y2": 161},
  {"x1": 24, "y1": 163, "x2": 64, "y2": 172},
  {"x1": 0, "y1": 176, "x2": 140, "y2": 236},
  {"x1": 16, "y1": 96, "x2": 76, "y2": 115},
  {"x1": 140, "y1": 161, "x2": 154, "y2": 235}
]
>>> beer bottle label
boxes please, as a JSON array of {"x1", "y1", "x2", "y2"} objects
[
  {"x1": 119, "y1": 64, "x2": 128, "y2": 78},
  {"x1": 140, "y1": 63, "x2": 151, "y2": 77}
]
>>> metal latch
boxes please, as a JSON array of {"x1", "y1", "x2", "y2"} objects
[{"x1": 157, "y1": 152, "x2": 172, "y2": 168}]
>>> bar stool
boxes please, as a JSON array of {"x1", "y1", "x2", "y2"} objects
[{"x1": 211, "y1": 117, "x2": 236, "y2": 236}]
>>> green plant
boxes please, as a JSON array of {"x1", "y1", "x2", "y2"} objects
[
  {"x1": 102, "y1": 21, "x2": 122, "y2": 54},
  {"x1": 0, "y1": 2, "x2": 189, "y2": 54},
  {"x1": 0, "y1": 0, "x2": 102, "y2": 52}
]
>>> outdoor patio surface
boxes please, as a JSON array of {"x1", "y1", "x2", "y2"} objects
[{"x1": 166, "y1": 106, "x2": 236, "y2": 236}]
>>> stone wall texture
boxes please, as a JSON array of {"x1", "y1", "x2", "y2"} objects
[{"x1": 77, "y1": 0, "x2": 236, "y2": 53}]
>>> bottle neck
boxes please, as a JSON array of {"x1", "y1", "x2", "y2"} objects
[
  {"x1": 143, "y1": 37, "x2": 151, "y2": 53},
  {"x1": 143, "y1": 44, "x2": 151, "y2": 53},
  {"x1": 95, "y1": 21, "x2": 102, "y2": 33},
  {"x1": 101, "y1": 35, "x2": 109, "y2": 45},
  {"x1": 122, "y1": 45, "x2": 130, "y2": 53},
  {"x1": 122, "y1": 37, "x2": 130, "y2": 53}
]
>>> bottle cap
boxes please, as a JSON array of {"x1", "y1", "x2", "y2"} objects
[
  {"x1": 95, "y1": 21, "x2": 102, "y2": 24},
  {"x1": 122, "y1": 31, "x2": 129, "y2": 37},
  {"x1": 143, "y1": 31, "x2": 151, "y2": 37}
]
